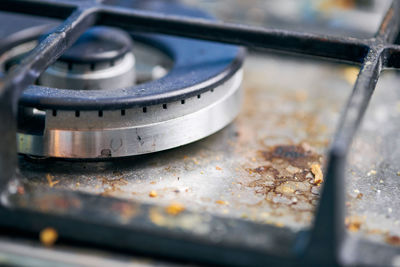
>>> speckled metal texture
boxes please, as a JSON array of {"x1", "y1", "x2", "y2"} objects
[
  {"x1": 18, "y1": 53, "x2": 353, "y2": 230},
  {"x1": 1, "y1": 0, "x2": 400, "y2": 266}
]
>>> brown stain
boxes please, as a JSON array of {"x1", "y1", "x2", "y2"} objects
[
  {"x1": 385, "y1": 234, "x2": 400, "y2": 246},
  {"x1": 100, "y1": 177, "x2": 128, "y2": 196},
  {"x1": 111, "y1": 202, "x2": 139, "y2": 223},
  {"x1": 261, "y1": 144, "x2": 320, "y2": 169},
  {"x1": 246, "y1": 144, "x2": 323, "y2": 212},
  {"x1": 33, "y1": 195, "x2": 81, "y2": 213}
]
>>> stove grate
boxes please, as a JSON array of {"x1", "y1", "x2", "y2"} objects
[{"x1": 0, "y1": 0, "x2": 400, "y2": 265}]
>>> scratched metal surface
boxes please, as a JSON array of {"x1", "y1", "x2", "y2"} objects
[
  {"x1": 346, "y1": 69, "x2": 400, "y2": 247},
  {"x1": 19, "y1": 52, "x2": 355, "y2": 231}
]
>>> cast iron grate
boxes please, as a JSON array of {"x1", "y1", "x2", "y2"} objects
[{"x1": 0, "y1": 0, "x2": 400, "y2": 266}]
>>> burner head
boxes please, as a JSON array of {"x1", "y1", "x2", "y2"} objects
[
  {"x1": 4, "y1": 4, "x2": 245, "y2": 159},
  {"x1": 39, "y1": 26, "x2": 136, "y2": 90}
]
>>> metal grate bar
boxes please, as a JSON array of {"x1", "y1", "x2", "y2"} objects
[
  {"x1": 0, "y1": 0, "x2": 400, "y2": 265},
  {"x1": 99, "y1": 5, "x2": 369, "y2": 63},
  {"x1": 305, "y1": 48, "x2": 384, "y2": 264},
  {"x1": 376, "y1": 0, "x2": 400, "y2": 43},
  {"x1": 0, "y1": 6, "x2": 96, "y2": 188}
]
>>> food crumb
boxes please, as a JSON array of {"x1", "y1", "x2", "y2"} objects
[
  {"x1": 149, "y1": 190, "x2": 158, "y2": 198},
  {"x1": 367, "y1": 170, "x2": 377, "y2": 176},
  {"x1": 343, "y1": 66, "x2": 359, "y2": 84},
  {"x1": 46, "y1": 174, "x2": 60, "y2": 187},
  {"x1": 311, "y1": 164, "x2": 323, "y2": 185},
  {"x1": 165, "y1": 202, "x2": 185, "y2": 215},
  {"x1": 215, "y1": 200, "x2": 228, "y2": 205},
  {"x1": 40, "y1": 227, "x2": 58, "y2": 246},
  {"x1": 150, "y1": 181, "x2": 156, "y2": 185},
  {"x1": 356, "y1": 193, "x2": 363, "y2": 199},
  {"x1": 216, "y1": 166, "x2": 222, "y2": 171},
  {"x1": 345, "y1": 216, "x2": 363, "y2": 232}
]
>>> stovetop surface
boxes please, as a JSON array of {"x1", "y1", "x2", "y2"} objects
[{"x1": 1, "y1": 1, "x2": 400, "y2": 266}]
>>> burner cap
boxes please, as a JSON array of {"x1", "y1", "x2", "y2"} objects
[
  {"x1": 38, "y1": 26, "x2": 136, "y2": 90},
  {"x1": 59, "y1": 26, "x2": 133, "y2": 64}
]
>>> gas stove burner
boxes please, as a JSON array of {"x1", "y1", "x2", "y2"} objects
[
  {"x1": 39, "y1": 26, "x2": 136, "y2": 90},
  {"x1": 8, "y1": 5, "x2": 245, "y2": 159}
]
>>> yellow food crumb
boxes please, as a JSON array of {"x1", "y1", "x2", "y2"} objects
[
  {"x1": 46, "y1": 174, "x2": 59, "y2": 187},
  {"x1": 215, "y1": 166, "x2": 222, "y2": 171},
  {"x1": 215, "y1": 200, "x2": 228, "y2": 205},
  {"x1": 40, "y1": 227, "x2": 58, "y2": 246},
  {"x1": 345, "y1": 216, "x2": 364, "y2": 232},
  {"x1": 367, "y1": 170, "x2": 377, "y2": 176},
  {"x1": 150, "y1": 181, "x2": 156, "y2": 184},
  {"x1": 149, "y1": 190, "x2": 158, "y2": 198},
  {"x1": 342, "y1": 66, "x2": 359, "y2": 84},
  {"x1": 165, "y1": 202, "x2": 185, "y2": 215},
  {"x1": 311, "y1": 164, "x2": 323, "y2": 185}
]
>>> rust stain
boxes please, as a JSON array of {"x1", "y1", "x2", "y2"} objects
[
  {"x1": 17, "y1": 186, "x2": 25, "y2": 194},
  {"x1": 111, "y1": 202, "x2": 139, "y2": 223},
  {"x1": 385, "y1": 234, "x2": 400, "y2": 246},
  {"x1": 261, "y1": 144, "x2": 321, "y2": 169},
  {"x1": 100, "y1": 177, "x2": 128, "y2": 196},
  {"x1": 378, "y1": 7, "x2": 394, "y2": 36},
  {"x1": 245, "y1": 143, "x2": 323, "y2": 213},
  {"x1": 34, "y1": 195, "x2": 81, "y2": 213}
]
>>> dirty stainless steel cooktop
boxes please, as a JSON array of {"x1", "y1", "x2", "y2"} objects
[{"x1": 1, "y1": 0, "x2": 400, "y2": 266}]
